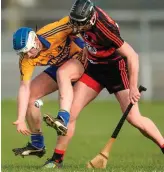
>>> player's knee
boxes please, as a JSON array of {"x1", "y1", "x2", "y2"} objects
[
  {"x1": 126, "y1": 111, "x2": 142, "y2": 126},
  {"x1": 28, "y1": 96, "x2": 36, "y2": 106},
  {"x1": 29, "y1": 86, "x2": 44, "y2": 106},
  {"x1": 127, "y1": 116, "x2": 135, "y2": 125},
  {"x1": 28, "y1": 93, "x2": 40, "y2": 106},
  {"x1": 57, "y1": 64, "x2": 78, "y2": 81},
  {"x1": 57, "y1": 67, "x2": 68, "y2": 79}
]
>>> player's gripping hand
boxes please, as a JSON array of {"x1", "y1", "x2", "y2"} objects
[
  {"x1": 13, "y1": 120, "x2": 31, "y2": 135},
  {"x1": 129, "y1": 86, "x2": 141, "y2": 104}
]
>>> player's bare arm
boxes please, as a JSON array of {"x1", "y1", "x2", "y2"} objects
[
  {"x1": 117, "y1": 42, "x2": 140, "y2": 104},
  {"x1": 13, "y1": 80, "x2": 31, "y2": 135},
  {"x1": 12, "y1": 28, "x2": 40, "y2": 135}
]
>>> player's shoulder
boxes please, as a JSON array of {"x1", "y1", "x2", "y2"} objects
[
  {"x1": 58, "y1": 16, "x2": 70, "y2": 25},
  {"x1": 95, "y1": 6, "x2": 117, "y2": 26},
  {"x1": 19, "y1": 55, "x2": 34, "y2": 65},
  {"x1": 19, "y1": 54, "x2": 26, "y2": 62},
  {"x1": 36, "y1": 16, "x2": 70, "y2": 35}
]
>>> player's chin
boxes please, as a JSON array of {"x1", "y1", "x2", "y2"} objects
[
  {"x1": 81, "y1": 26, "x2": 91, "y2": 31},
  {"x1": 77, "y1": 25, "x2": 90, "y2": 33}
]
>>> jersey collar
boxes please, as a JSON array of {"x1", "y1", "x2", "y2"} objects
[{"x1": 37, "y1": 35, "x2": 51, "y2": 49}]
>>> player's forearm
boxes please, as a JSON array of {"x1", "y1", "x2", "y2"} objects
[
  {"x1": 17, "y1": 82, "x2": 30, "y2": 121},
  {"x1": 127, "y1": 53, "x2": 139, "y2": 88},
  {"x1": 117, "y1": 42, "x2": 139, "y2": 88}
]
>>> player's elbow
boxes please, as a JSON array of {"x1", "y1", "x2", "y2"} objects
[
  {"x1": 134, "y1": 51, "x2": 139, "y2": 59},
  {"x1": 19, "y1": 81, "x2": 31, "y2": 94},
  {"x1": 133, "y1": 52, "x2": 139, "y2": 61},
  {"x1": 118, "y1": 42, "x2": 139, "y2": 59}
]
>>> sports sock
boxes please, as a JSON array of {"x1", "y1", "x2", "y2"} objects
[
  {"x1": 57, "y1": 110, "x2": 70, "y2": 126},
  {"x1": 51, "y1": 149, "x2": 65, "y2": 163},
  {"x1": 31, "y1": 133, "x2": 45, "y2": 149}
]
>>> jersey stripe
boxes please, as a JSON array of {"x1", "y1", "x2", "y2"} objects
[
  {"x1": 96, "y1": 21, "x2": 116, "y2": 44},
  {"x1": 96, "y1": 7, "x2": 116, "y2": 26},
  {"x1": 41, "y1": 25, "x2": 69, "y2": 38},
  {"x1": 96, "y1": 20, "x2": 123, "y2": 47},
  {"x1": 41, "y1": 24, "x2": 69, "y2": 38},
  {"x1": 97, "y1": 21, "x2": 121, "y2": 46},
  {"x1": 43, "y1": 28, "x2": 69, "y2": 38},
  {"x1": 119, "y1": 59, "x2": 129, "y2": 88},
  {"x1": 41, "y1": 24, "x2": 68, "y2": 37},
  {"x1": 97, "y1": 21, "x2": 120, "y2": 45}
]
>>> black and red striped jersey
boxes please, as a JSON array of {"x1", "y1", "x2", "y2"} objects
[{"x1": 81, "y1": 6, "x2": 124, "y2": 63}]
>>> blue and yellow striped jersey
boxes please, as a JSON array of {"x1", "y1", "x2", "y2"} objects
[{"x1": 19, "y1": 16, "x2": 84, "y2": 81}]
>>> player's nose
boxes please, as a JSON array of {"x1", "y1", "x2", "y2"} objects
[{"x1": 27, "y1": 52, "x2": 33, "y2": 58}]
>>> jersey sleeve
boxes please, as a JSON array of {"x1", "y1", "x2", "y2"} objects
[
  {"x1": 70, "y1": 34, "x2": 85, "y2": 49},
  {"x1": 19, "y1": 56, "x2": 35, "y2": 81},
  {"x1": 104, "y1": 23, "x2": 124, "y2": 49},
  {"x1": 37, "y1": 16, "x2": 73, "y2": 41},
  {"x1": 97, "y1": 18, "x2": 124, "y2": 49}
]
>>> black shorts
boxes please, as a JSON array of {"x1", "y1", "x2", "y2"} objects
[{"x1": 79, "y1": 58, "x2": 129, "y2": 94}]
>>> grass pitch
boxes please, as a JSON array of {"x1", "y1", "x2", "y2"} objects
[{"x1": 2, "y1": 100, "x2": 164, "y2": 172}]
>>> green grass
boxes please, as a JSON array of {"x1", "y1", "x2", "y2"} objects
[{"x1": 2, "y1": 100, "x2": 164, "y2": 172}]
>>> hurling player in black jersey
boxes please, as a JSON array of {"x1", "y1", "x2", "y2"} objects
[{"x1": 43, "y1": 0, "x2": 164, "y2": 166}]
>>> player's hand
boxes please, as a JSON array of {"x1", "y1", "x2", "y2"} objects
[
  {"x1": 129, "y1": 86, "x2": 141, "y2": 104},
  {"x1": 13, "y1": 120, "x2": 31, "y2": 135},
  {"x1": 82, "y1": 47, "x2": 88, "y2": 67}
]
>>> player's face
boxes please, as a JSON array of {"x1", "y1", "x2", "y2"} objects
[
  {"x1": 26, "y1": 38, "x2": 41, "y2": 58},
  {"x1": 70, "y1": 13, "x2": 96, "y2": 33},
  {"x1": 70, "y1": 20, "x2": 91, "y2": 34},
  {"x1": 26, "y1": 47, "x2": 39, "y2": 58}
]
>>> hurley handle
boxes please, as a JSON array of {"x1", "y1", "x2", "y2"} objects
[{"x1": 111, "y1": 85, "x2": 147, "y2": 138}]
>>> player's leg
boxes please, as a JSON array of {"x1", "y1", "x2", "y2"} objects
[
  {"x1": 13, "y1": 66, "x2": 59, "y2": 158},
  {"x1": 115, "y1": 89, "x2": 164, "y2": 152},
  {"x1": 57, "y1": 59, "x2": 84, "y2": 113},
  {"x1": 56, "y1": 80, "x2": 99, "y2": 150},
  {"x1": 48, "y1": 37, "x2": 86, "y2": 135},
  {"x1": 56, "y1": 58, "x2": 84, "y2": 123},
  {"x1": 43, "y1": 74, "x2": 103, "y2": 168},
  {"x1": 44, "y1": 58, "x2": 85, "y2": 136},
  {"x1": 27, "y1": 71, "x2": 58, "y2": 132},
  {"x1": 110, "y1": 58, "x2": 164, "y2": 152}
]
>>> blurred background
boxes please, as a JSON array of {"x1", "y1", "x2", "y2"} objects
[{"x1": 1, "y1": 0, "x2": 164, "y2": 100}]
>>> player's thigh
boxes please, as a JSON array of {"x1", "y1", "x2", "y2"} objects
[
  {"x1": 30, "y1": 72, "x2": 58, "y2": 101},
  {"x1": 115, "y1": 89, "x2": 141, "y2": 119},
  {"x1": 70, "y1": 81, "x2": 99, "y2": 121},
  {"x1": 57, "y1": 59, "x2": 84, "y2": 81}
]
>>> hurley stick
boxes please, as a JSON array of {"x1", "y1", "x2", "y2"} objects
[{"x1": 87, "y1": 85, "x2": 147, "y2": 169}]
